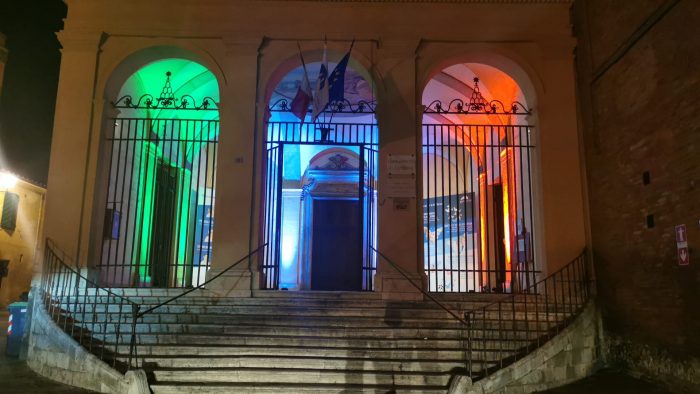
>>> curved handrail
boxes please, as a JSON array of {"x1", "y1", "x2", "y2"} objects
[
  {"x1": 137, "y1": 243, "x2": 267, "y2": 317},
  {"x1": 44, "y1": 238, "x2": 138, "y2": 307},
  {"x1": 465, "y1": 250, "x2": 590, "y2": 380},
  {"x1": 371, "y1": 247, "x2": 468, "y2": 325}
]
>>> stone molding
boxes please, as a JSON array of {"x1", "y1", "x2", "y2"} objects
[
  {"x1": 455, "y1": 301, "x2": 601, "y2": 393},
  {"x1": 26, "y1": 289, "x2": 149, "y2": 393}
]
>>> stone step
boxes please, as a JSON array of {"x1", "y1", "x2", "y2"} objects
[
  {"x1": 150, "y1": 382, "x2": 447, "y2": 393},
  {"x1": 57, "y1": 294, "x2": 560, "y2": 313},
  {"x1": 150, "y1": 367, "x2": 453, "y2": 386},
  {"x1": 71, "y1": 307, "x2": 570, "y2": 325},
  {"x1": 109, "y1": 342, "x2": 528, "y2": 359},
  {"x1": 119, "y1": 355, "x2": 466, "y2": 372},
  {"x1": 80, "y1": 321, "x2": 554, "y2": 339}
]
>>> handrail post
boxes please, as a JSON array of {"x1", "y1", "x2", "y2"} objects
[
  {"x1": 128, "y1": 305, "x2": 140, "y2": 370},
  {"x1": 465, "y1": 311, "x2": 472, "y2": 379}
]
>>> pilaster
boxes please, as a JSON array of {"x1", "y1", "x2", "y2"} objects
[
  {"x1": 372, "y1": 38, "x2": 426, "y2": 300},
  {"x1": 43, "y1": 30, "x2": 103, "y2": 266},
  {"x1": 206, "y1": 36, "x2": 263, "y2": 296}
]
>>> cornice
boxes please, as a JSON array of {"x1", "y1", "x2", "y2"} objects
[{"x1": 258, "y1": 0, "x2": 572, "y2": 3}]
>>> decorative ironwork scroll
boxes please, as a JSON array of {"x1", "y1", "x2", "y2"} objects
[
  {"x1": 424, "y1": 77, "x2": 531, "y2": 115},
  {"x1": 268, "y1": 98, "x2": 376, "y2": 114},
  {"x1": 112, "y1": 71, "x2": 219, "y2": 111}
]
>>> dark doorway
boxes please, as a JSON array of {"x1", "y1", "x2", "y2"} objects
[
  {"x1": 150, "y1": 162, "x2": 179, "y2": 288},
  {"x1": 311, "y1": 199, "x2": 362, "y2": 291}
]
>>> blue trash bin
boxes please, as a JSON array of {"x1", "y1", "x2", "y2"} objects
[{"x1": 6, "y1": 301, "x2": 28, "y2": 357}]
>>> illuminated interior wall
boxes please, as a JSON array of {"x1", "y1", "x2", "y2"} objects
[
  {"x1": 100, "y1": 58, "x2": 219, "y2": 287},
  {"x1": 422, "y1": 62, "x2": 531, "y2": 293},
  {"x1": 265, "y1": 60, "x2": 378, "y2": 290}
]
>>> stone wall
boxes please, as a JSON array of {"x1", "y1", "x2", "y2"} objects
[
  {"x1": 26, "y1": 290, "x2": 148, "y2": 394},
  {"x1": 573, "y1": 0, "x2": 700, "y2": 390},
  {"x1": 453, "y1": 301, "x2": 602, "y2": 394}
]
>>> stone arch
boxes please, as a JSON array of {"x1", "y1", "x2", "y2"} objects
[
  {"x1": 419, "y1": 54, "x2": 539, "y2": 294},
  {"x1": 90, "y1": 48, "x2": 222, "y2": 289},
  {"x1": 261, "y1": 41, "x2": 381, "y2": 110}
]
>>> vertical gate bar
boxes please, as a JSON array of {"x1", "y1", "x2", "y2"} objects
[
  {"x1": 359, "y1": 144, "x2": 365, "y2": 289},
  {"x1": 274, "y1": 143, "x2": 285, "y2": 289},
  {"x1": 516, "y1": 126, "x2": 526, "y2": 290},
  {"x1": 209, "y1": 122, "x2": 219, "y2": 279},
  {"x1": 534, "y1": 280, "x2": 540, "y2": 347},
  {"x1": 113, "y1": 118, "x2": 125, "y2": 285},
  {"x1": 544, "y1": 276, "x2": 549, "y2": 338},
  {"x1": 553, "y1": 273, "x2": 559, "y2": 334},
  {"x1": 121, "y1": 119, "x2": 137, "y2": 287},
  {"x1": 498, "y1": 302, "x2": 503, "y2": 368},
  {"x1": 114, "y1": 298, "x2": 124, "y2": 367},
  {"x1": 424, "y1": 125, "x2": 430, "y2": 291},
  {"x1": 459, "y1": 137, "x2": 466, "y2": 292},
  {"x1": 101, "y1": 120, "x2": 118, "y2": 284},
  {"x1": 439, "y1": 126, "x2": 446, "y2": 292},
  {"x1": 119, "y1": 118, "x2": 135, "y2": 286},
  {"x1": 446, "y1": 125, "x2": 454, "y2": 292},
  {"x1": 173, "y1": 119, "x2": 185, "y2": 288},
  {"x1": 468, "y1": 126, "x2": 476, "y2": 292},
  {"x1": 432, "y1": 125, "x2": 438, "y2": 292},
  {"x1": 526, "y1": 126, "x2": 536, "y2": 289}
]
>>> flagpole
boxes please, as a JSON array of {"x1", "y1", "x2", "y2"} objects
[
  {"x1": 325, "y1": 38, "x2": 355, "y2": 131},
  {"x1": 297, "y1": 42, "x2": 310, "y2": 126}
]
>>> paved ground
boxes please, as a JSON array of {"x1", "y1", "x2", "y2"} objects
[
  {"x1": 0, "y1": 311, "x2": 94, "y2": 393},
  {"x1": 540, "y1": 368, "x2": 676, "y2": 394}
]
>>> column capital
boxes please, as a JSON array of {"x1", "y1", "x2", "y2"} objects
[
  {"x1": 378, "y1": 38, "x2": 421, "y2": 59},
  {"x1": 57, "y1": 30, "x2": 104, "y2": 52},
  {"x1": 223, "y1": 35, "x2": 264, "y2": 57}
]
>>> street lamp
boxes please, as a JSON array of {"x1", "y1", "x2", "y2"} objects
[{"x1": 0, "y1": 171, "x2": 18, "y2": 190}]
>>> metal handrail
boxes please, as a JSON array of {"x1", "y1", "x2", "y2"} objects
[
  {"x1": 44, "y1": 238, "x2": 138, "y2": 307},
  {"x1": 372, "y1": 245, "x2": 591, "y2": 382},
  {"x1": 465, "y1": 250, "x2": 590, "y2": 380},
  {"x1": 137, "y1": 243, "x2": 267, "y2": 318},
  {"x1": 41, "y1": 239, "x2": 268, "y2": 372},
  {"x1": 371, "y1": 247, "x2": 468, "y2": 325}
]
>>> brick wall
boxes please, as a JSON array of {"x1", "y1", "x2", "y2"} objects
[{"x1": 573, "y1": 0, "x2": 700, "y2": 385}]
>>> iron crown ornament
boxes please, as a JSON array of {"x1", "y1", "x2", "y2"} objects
[
  {"x1": 111, "y1": 71, "x2": 219, "y2": 111},
  {"x1": 424, "y1": 77, "x2": 531, "y2": 115}
]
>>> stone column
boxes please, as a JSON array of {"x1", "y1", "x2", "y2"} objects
[
  {"x1": 43, "y1": 30, "x2": 103, "y2": 266},
  {"x1": 373, "y1": 39, "x2": 425, "y2": 300},
  {"x1": 206, "y1": 36, "x2": 262, "y2": 296}
]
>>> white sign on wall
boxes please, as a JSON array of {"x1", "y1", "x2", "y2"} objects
[
  {"x1": 388, "y1": 154, "x2": 415, "y2": 176},
  {"x1": 386, "y1": 154, "x2": 416, "y2": 199}
]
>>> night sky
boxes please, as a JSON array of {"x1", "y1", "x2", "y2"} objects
[{"x1": 0, "y1": 1, "x2": 67, "y2": 185}]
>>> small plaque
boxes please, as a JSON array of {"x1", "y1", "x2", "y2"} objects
[
  {"x1": 386, "y1": 176, "x2": 416, "y2": 198},
  {"x1": 388, "y1": 154, "x2": 415, "y2": 176}
]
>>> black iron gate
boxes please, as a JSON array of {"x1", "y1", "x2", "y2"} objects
[
  {"x1": 422, "y1": 81, "x2": 535, "y2": 293},
  {"x1": 262, "y1": 112, "x2": 378, "y2": 290},
  {"x1": 98, "y1": 72, "x2": 219, "y2": 288}
]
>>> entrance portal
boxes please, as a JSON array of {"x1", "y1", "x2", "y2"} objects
[
  {"x1": 261, "y1": 56, "x2": 378, "y2": 291},
  {"x1": 311, "y1": 199, "x2": 362, "y2": 291}
]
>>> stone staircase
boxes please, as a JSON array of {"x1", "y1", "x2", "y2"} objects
[{"x1": 56, "y1": 290, "x2": 567, "y2": 394}]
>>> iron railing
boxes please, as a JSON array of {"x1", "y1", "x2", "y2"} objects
[
  {"x1": 262, "y1": 121, "x2": 379, "y2": 290},
  {"x1": 98, "y1": 117, "x2": 219, "y2": 288},
  {"x1": 374, "y1": 247, "x2": 591, "y2": 381},
  {"x1": 40, "y1": 238, "x2": 266, "y2": 373},
  {"x1": 40, "y1": 239, "x2": 139, "y2": 372},
  {"x1": 422, "y1": 123, "x2": 536, "y2": 293},
  {"x1": 465, "y1": 250, "x2": 591, "y2": 380}
]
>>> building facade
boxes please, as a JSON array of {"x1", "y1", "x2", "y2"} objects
[
  {"x1": 0, "y1": 174, "x2": 46, "y2": 307},
  {"x1": 44, "y1": 0, "x2": 585, "y2": 300}
]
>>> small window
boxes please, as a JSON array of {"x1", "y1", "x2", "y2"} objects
[{"x1": 1, "y1": 192, "x2": 19, "y2": 231}]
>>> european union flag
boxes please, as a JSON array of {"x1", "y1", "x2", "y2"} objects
[{"x1": 328, "y1": 51, "x2": 350, "y2": 104}]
